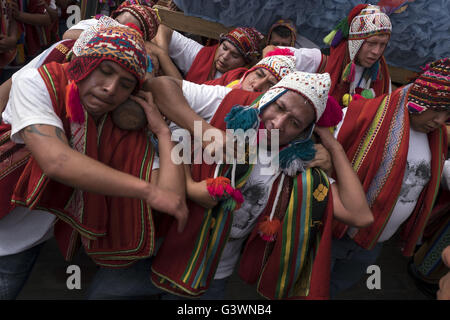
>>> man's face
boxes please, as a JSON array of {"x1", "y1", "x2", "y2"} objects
[
  {"x1": 77, "y1": 60, "x2": 137, "y2": 119},
  {"x1": 115, "y1": 12, "x2": 142, "y2": 30},
  {"x1": 269, "y1": 32, "x2": 292, "y2": 47},
  {"x1": 356, "y1": 34, "x2": 390, "y2": 68},
  {"x1": 241, "y1": 68, "x2": 278, "y2": 93},
  {"x1": 260, "y1": 90, "x2": 315, "y2": 146},
  {"x1": 409, "y1": 108, "x2": 450, "y2": 134},
  {"x1": 214, "y1": 40, "x2": 246, "y2": 73}
]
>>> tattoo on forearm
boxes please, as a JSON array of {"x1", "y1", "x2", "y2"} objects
[
  {"x1": 23, "y1": 125, "x2": 67, "y2": 144},
  {"x1": 24, "y1": 125, "x2": 52, "y2": 138},
  {"x1": 55, "y1": 127, "x2": 67, "y2": 143}
]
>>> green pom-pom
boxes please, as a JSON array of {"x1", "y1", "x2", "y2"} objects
[{"x1": 361, "y1": 89, "x2": 375, "y2": 99}]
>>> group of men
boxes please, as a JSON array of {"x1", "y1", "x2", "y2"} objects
[{"x1": 0, "y1": 1, "x2": 448, "y2": 300}]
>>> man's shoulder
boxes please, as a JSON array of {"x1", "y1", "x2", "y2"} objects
[{"x1": 13, "y1": 67, "x2": 43, "y2": 87}]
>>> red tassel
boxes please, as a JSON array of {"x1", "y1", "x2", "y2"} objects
[
  {"x1": 258, "y1": 216, "x2": 281, "y2": 242},
  {"x1": 65, "y1": 81, "x2": 85, "y2": 123}
]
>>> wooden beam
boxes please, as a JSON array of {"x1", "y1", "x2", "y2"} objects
[
  {"x1": 388, "y1": 65, "x2": 418, "y2": 85},
  {"x1": 153, "y1": 5, "x2": 233, "y2": 40}
]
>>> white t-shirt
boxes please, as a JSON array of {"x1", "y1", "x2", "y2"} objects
[
  {"x1": 169, "y1": 31, "x2": 223, "y2": 80},
  {"x1": 377, "y1": 128, "x2": 431, "y2": 242},
  {"x1": 281, "y1": 47, "x2": 323, "y2": 73},
  {"x1": 336, "y1": 109, "x2": 431, "y2": 242},
  {"x1": 215, "y1": 153, "x2": 277, "y2": 279},
  {"x1": 68, "y1": 18, "x2": 98, "y2": 31}
]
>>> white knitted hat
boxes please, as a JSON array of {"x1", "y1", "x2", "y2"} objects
[{"x1": 258, "y1": 71, "x2": 331, "y2": 122}]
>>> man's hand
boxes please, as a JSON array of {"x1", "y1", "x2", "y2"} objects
[
  {"x1": 130, "y1": 91, "x2": 169, "y2": 136},
  {"x1": 187, "y1": 180, "x2": 218, "y2": 209},
  {"x1": 307, "y1": 143, "x2": 333, "y2": 175},
  {"x1": 145, "y1": 184, "x2": 189, "y2": 233},
  {"x1": 0, "y1": 34, "x2": 17, "y2": 53},
  {"x1": 437, "y1": 246, "x2": 450, "y2": 300},
  {"x1": 314, "y1": 126, "x2": 342, "y2": 151}
]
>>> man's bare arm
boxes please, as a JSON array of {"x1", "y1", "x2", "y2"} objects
[
  {"x1": 144, "y1": 76, "x2": 215, "y2": 138},
  {"x1": 0, "y1": 79, "x2": 12, "y2": 119},
  {"x1": 314, "y1": 126, "x2": 374, "y2": 228},
  {"x1": 63, "y1": 29, "x2": 83, "y2": 40},
  {"x1": 20, "y1": 123, "x2": 188, "y2": 231}
]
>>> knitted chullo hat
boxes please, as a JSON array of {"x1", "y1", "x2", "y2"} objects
[
  {"x1": 220, "y1": 27, "x2": 264, "y2": 63},
  {"x1": 241, "y1": 49, "x2": 296, "y2": 83},
  {"x1": 68, "y1": 26, "x2": 148, "y2": 88},
  {"x1": 111, "y1": 0, "x2": 161, "y2": 41},
  {"x1": 407, "y1": 57, "x2": 450, "y2": 113},
  {"x1": 348, "y1": 5, "x2": 392, "y2": 62},
  {"x1": 266, "y1": 19, "x2": 297, "y2": 47},
  {"x1": 259, "y1": 71, "x2": 331, "y2": 122},
  {"x1": 225, "y1": 71, "x2": 332, "y2": 176},
  {"x1": 324, "y1": 4, "x2": 391, "y2": 84}
]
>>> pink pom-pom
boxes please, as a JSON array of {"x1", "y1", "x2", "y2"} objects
[
  {"x1": 231, "y1": 189, "x2": 244, "y2": 204},
  {"x1": 225, "y1": 184, "x2": 234, "y2": 195},
  {"x1": 214, "y1": 185, "x2": 225, "y2": 197},
  {"x1": 265, "y1": 48, "x2": 294, "y2": 57},
  {"x1": 317, "y1": 95, "x2": 343, "y2": 127}
]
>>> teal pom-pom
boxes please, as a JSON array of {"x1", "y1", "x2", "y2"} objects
[
  {"x1": 279, "y1": 139, "x2": 316, "y2": 174},
  {"x1": 225, "y1": 105, "x2": 259, "y2": 131}
]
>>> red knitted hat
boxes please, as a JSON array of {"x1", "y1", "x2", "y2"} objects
[
  {"x1": 68, "y1": 26, "x2": 148, "y2": 89},
  {"x1": 111, "y1": 1, "x2": 160, "y2": 41},
  {"x1": 220, "y1": 27, "x2": 264, "y2": 63}
]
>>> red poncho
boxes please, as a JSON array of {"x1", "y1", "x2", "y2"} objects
[
  {"x1": 3, "y1": 62, "x2": 158, "y2": 266},
  {"x1": 334, "y1": 85, "x2": 447, "y2": 256}
]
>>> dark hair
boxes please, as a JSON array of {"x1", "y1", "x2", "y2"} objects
[{"x1": 272, "y1": 26, "x2": 293, "y2": 39}]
